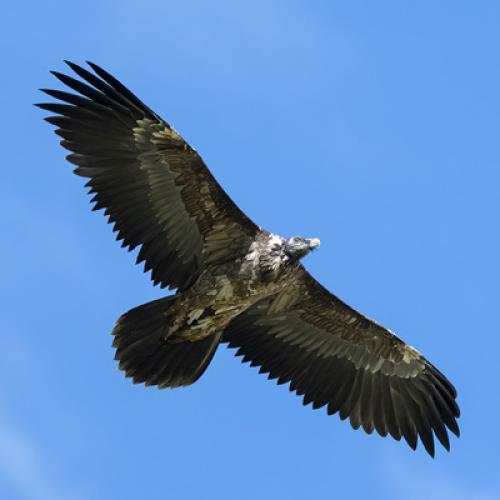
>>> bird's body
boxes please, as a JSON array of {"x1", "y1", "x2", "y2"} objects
[
  {"x1": 38, "y1": 61, "x2": 460, "y2": 457},
  {"x1": 154, "y1": 231, "x2": 296, "y2": 343}
]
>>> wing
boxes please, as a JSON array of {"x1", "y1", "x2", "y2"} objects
[
  {"x1": 223, "y1": 268, "x2": 460, "y2": 457},
  {"x1": 37, "y1": 61, "x2": 259, "y2": 290}
]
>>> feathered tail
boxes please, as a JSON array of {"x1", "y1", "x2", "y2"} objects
[{"x1": 112, "y1": 296, "x2": 221, "y2": 388}]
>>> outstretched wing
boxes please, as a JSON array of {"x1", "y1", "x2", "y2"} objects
[
  {"x1": 223, "y1": 268, "x2": 460, "y2": 457},
  {"x1": 37, "y1": 61, "x2": 259, "y2": 290}
]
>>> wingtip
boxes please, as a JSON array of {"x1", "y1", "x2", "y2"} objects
[
  {"x1": 424, "y1": 442, "x2": 436, "y2": 459},
  {"x1": 63, "y1": 59, "x2": 82, "y2": 72},
  {"x1": 38, "y1": 88, "x2": 52, "y2": 97},
  {"x1": 50, "y1": 70, "x2": 67, "y2": 81}
]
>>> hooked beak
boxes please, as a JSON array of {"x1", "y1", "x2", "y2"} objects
[{"x1": 308, "y1": 238, "x2": 321, "y2": 250}]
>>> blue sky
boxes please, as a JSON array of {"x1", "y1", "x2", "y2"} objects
[{"x1": 1, "y1": 1, "x2": 499, "y2": 499}]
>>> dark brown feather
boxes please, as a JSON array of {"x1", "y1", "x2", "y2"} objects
[
  {"x1": 223, "y1": 268, "x2": 459, "y2": 456},
  {"x1": 37, "y1": 61, "x2": 259, "y2": 291}
]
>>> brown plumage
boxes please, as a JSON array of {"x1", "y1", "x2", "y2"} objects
[{"x1": 37, "y1": 61, "x2": 459, "y2": 457}]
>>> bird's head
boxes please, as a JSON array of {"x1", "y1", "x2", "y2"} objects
[{"x1": 284, "y1": 236, "x2": 320, "y2": 261}]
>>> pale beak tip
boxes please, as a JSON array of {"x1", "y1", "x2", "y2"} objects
[{"x1": 309, "y1": 238, "x2": 321, "y2": 249}]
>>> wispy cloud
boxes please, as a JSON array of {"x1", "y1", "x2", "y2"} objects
[
  {"x1": 0, "y1": 407, "x2": 85, "y2": 500},
  {"x1": 0, "y1": 337, "x2": 87, "y2": 500},
  {"x1": 381, "y1": 452, "x2": 499, "y2": 500}
]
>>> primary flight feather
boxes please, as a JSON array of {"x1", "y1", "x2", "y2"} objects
[{"x1": 37, "y1": 61, "x2": 459, "y2": 457}]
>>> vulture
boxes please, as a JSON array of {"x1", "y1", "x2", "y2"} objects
[{"x1": 37, "y1": 61, "x2": 460, "y2": 457}]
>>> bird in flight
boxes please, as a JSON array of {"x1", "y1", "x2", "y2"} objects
[{"x1": 37, "y1": 61, "x2": 459, "y2": 457}]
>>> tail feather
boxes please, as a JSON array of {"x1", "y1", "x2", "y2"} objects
[{"x1": 112, "y1": 296, "x2": 221, "y2": 388}]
